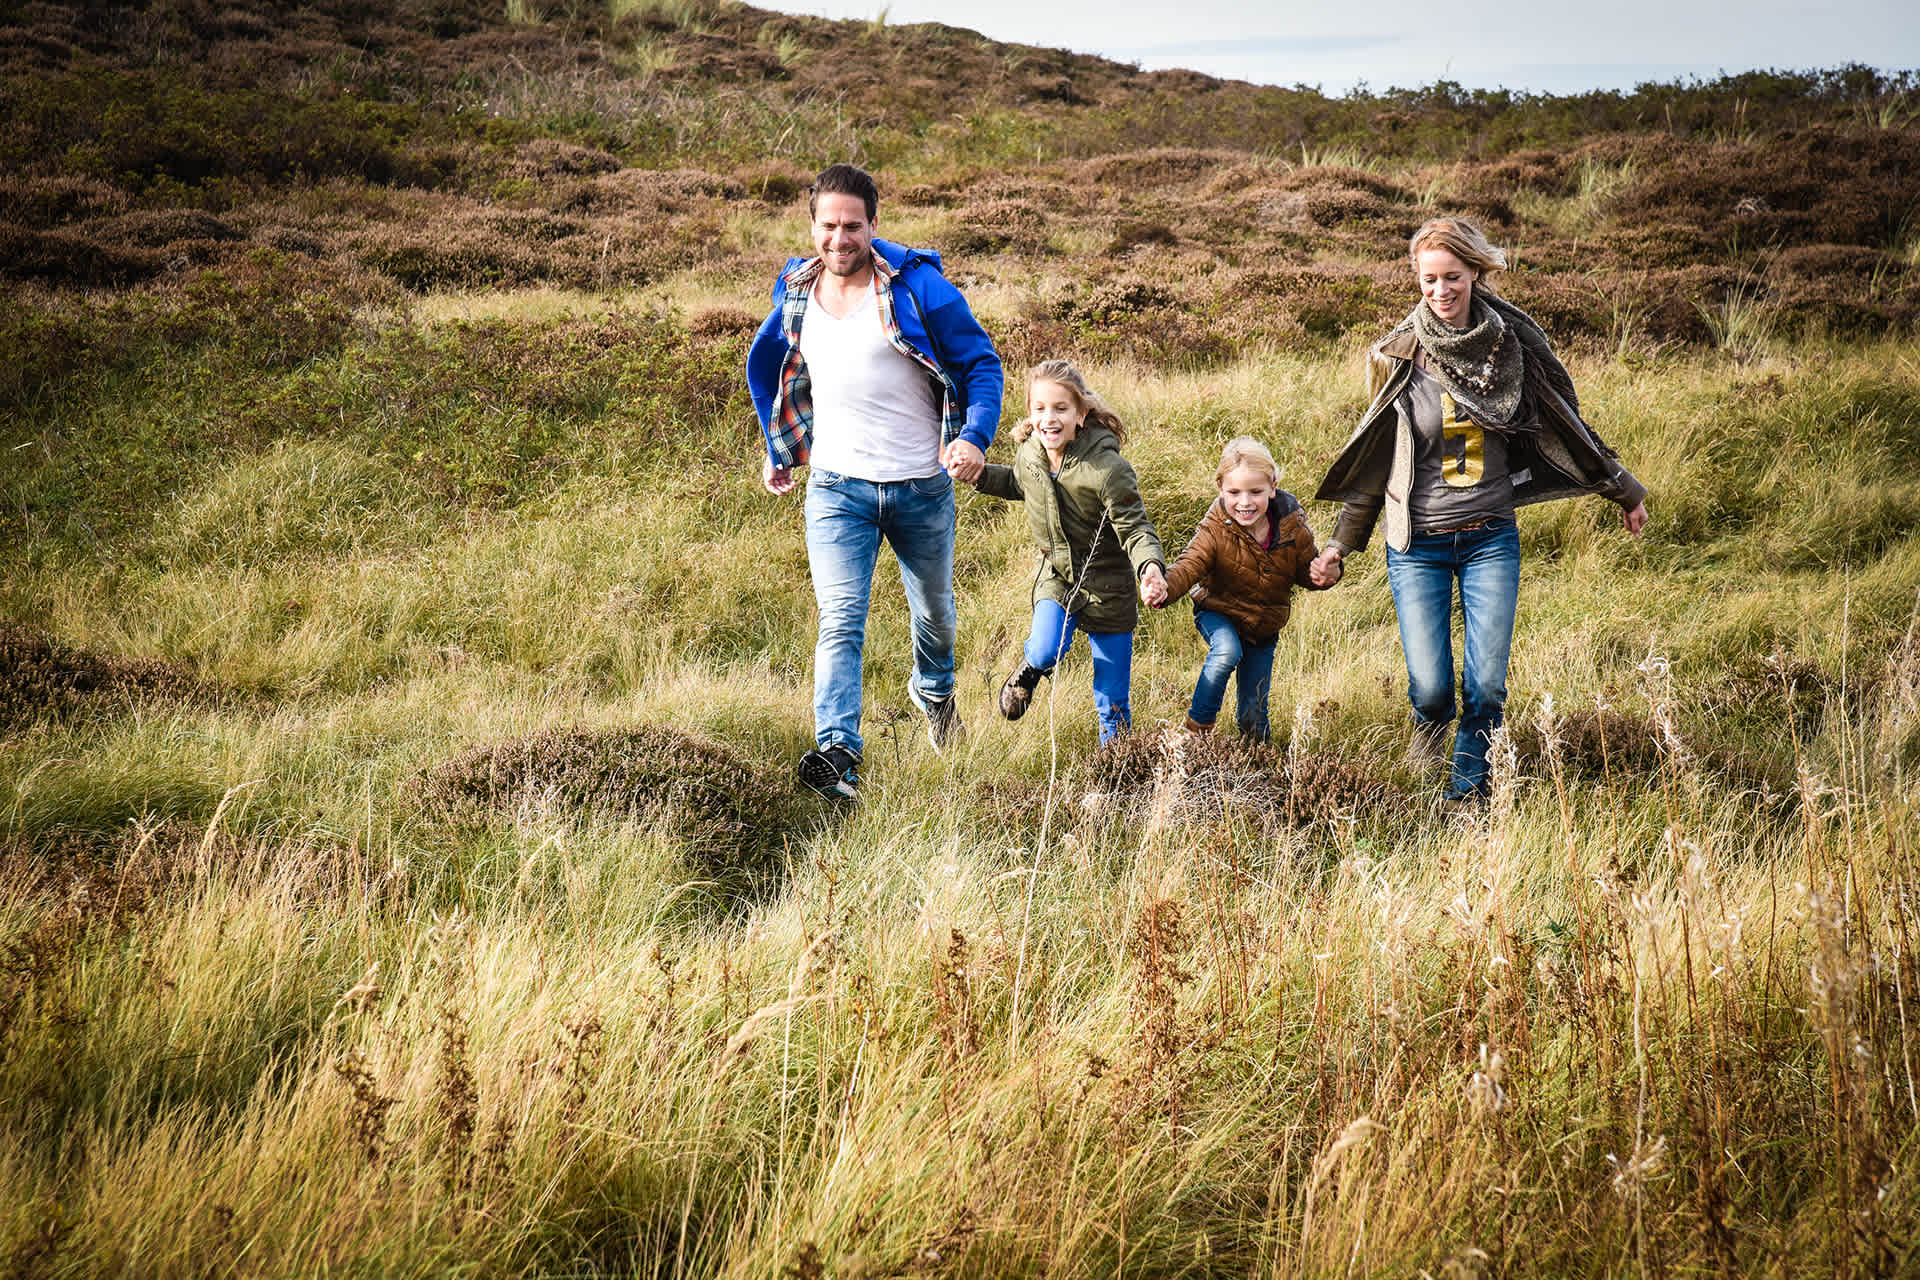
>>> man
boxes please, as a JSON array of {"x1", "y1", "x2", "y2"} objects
[{"x1": 747, "y1": 163, "x2": 1004, "y2": 799}]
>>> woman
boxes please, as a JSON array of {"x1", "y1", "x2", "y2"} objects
[{"x1": 1309, "y1": 216, "x2": 1648, "y2": 802}]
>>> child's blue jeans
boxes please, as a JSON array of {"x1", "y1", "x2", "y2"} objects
[
  {"x1": 1024, "y1": 598, "x2": 1133, "y2": 742},
  {"x1": 1187, "y1": 608, "x2": 1275, "y2": 742}
]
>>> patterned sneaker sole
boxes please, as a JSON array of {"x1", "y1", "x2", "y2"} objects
[{"x1": 797, "y1": 752, "x2": 859, "y2": 799}]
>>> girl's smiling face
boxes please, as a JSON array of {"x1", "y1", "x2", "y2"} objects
[
  {"x1": 1220, "y1": 464, "x2": 1275, "y2": 527},
  {"x1": 1029, "y1": 379, "x2": 1087, "y2": 460}
]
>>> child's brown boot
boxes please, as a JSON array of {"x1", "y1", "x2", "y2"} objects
[{"x1": 998, "y1": 663, "x2": 1045, "y2": 720}]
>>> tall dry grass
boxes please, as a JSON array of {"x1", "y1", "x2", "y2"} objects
[{"x1": 5, "y1": 321, "x2": 1920, "y2": 1274}]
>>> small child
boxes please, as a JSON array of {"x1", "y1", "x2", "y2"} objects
[
  {"x1": 1145, "y1": 437, "x2": 1327, "y2": 742},
  {"x1": 972, "y1": 360, "x2": 1167, "y2": 743}
]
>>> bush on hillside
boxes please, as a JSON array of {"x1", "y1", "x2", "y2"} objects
[
  {"x1": 0, "y1": 623, "x2": 207, "y2": 734},
  {"x1": 414, "y1": 725, "x2": 799, "y2": 877}
]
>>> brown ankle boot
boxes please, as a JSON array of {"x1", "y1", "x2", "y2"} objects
[
  {"x1": 998, "y1": 663, "x2": 1045, "y2": 720},
  {"x1": 1183, "y1": 716, "x2": 1213, "y2": 735}
]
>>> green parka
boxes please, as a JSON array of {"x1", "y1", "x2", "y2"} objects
[{"x1": 977, "y1": 423, "x2": 1166, "y2": 634}]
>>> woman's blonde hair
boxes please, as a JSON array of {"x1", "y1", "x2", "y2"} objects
[
  {"x1": 1216, "y1": 436, "x2": 1279, "y2": 487},
  {"x1": 1013, "y1": 359, "x2": 1127, "y2": 447},
  {"x1": 1409, "y1": 216, "x2": 1507, "y2": 296}
]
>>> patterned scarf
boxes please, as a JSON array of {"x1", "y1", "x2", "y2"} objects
[{"x1": 1402, "y1": 292, "x2": 1579, "y2": 433}]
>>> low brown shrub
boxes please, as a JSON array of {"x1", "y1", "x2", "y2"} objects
[
  {"x1": 1767, "y1": 243, "x2": 1901, "y2": 281},
  {"x1": 0, "y1": 175, "x2": 130, "y2": 228},
  {"x1": 512, "y1": 139, "x2": 621, "y2": 179},
  {"x1": 1105, "y1": 221, "x2": 1177, "y2": 256},
  {"x1": 413, "y1": 725, "x2": 798, "y2": 876},
  {"x1": 1452, "y1": 150, "x2": 1568, "y2": 196},
  {"x1": 734, "y1": 162, "x2": 811, "y2": 204},
  {"x1": 89, "y1": 209, "x2": 243, "y2": 249},
  {"x1": 1218, "y1": 265, "x2": 1401, "y2": 341},
  {"x1": 1073, "y1": 148, "x2": 1244, "y2": 190},
  {"x1": 1274, "y1": 165, "x2": 1412, "y2": 203},
  {"x1": 556, "y1": 167, "x2": 745, "y2": 215},
  {"x1": 688, "y1": 305, "x2": 760, "y2": 337},
  {"x1": 1606, "y1": 128, "x2": 1920, "y2": 249},
  {"x1": 1078, "y1": 727, "x2": 1406, "y2": 831},
  {"x1": 946, "y1": 197, "x2": 1049, "y2": 256},
  {"x1": 0, "y1": 224, "x2": 165, "y2": 286},
  {"x1": 0, "y1": 623, "x2": 207, "y2": 734}
]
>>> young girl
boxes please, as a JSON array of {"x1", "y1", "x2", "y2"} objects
[
  {"x1": 972, "y1": 360, "x2": 1167, "y2": 743},
  {"x1": 1145, "y1": 437, "x2": 1326, "y2": 742}
]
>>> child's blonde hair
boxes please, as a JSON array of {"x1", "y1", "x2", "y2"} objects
[
  {"x1": 1216, "y1": 436, "x2": 1279, "y2": 487},
  {"x1": 1013, "y1": 359, "x2": 1128, "y2": 447}
]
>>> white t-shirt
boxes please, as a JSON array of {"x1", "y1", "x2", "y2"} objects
[{"x1": 799, "y1": 286, "x2": 943, "y2": 482}]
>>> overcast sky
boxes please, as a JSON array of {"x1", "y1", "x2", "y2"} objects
[{"x1": 775, "y1": 0, "x2": 1920, "y2": 95}]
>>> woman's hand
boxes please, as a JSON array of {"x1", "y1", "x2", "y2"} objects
[
  {"x1": 1309, "y1": 547, "x2": 1345, "y2": 587},
  {"x1": 1140, "y1": 563, "x2": 1168, "y2": 608},
  {"x1": 1621, "y1": 502, "x2": 1648, "y2": 537}
]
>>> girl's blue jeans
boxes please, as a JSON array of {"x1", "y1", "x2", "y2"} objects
[
  {"x1": 804, "y1": 469, "x2": 957, "y2": 760},
  {"x1": 1188, "y1": 609, "x2": 1275, "y2": 741},
  {"x1": 1024, "y1": 597, "x2": 1133, "y2": 742},
  {"x1": 1385, "y1": 519, "x2": 1521, "y2": 799}
]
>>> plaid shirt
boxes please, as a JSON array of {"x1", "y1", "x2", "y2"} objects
[{"x1": 764, "y1": 252, "x2": 963, "y2": 470}]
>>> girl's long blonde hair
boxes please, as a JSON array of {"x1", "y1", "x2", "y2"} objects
[{"x1": 1013, "y1": 359, "x2": 1128, "y2": 447}]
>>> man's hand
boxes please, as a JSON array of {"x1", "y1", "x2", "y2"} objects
[
  {"x1": 1621, "y1": 501, "x2": 1648, "y2": 537},
  {"x1": 763, "y1": 458, "x2": 796, "y2": 496},
  {"x1": 942, "y1": 439, "x2": 986, "y2": 484},
  {"x1": 1141, "y1": 563, "x2": 1168, "y2": 608},
  {"x1": 1309, "y1": 547, "x2": 1345, "y2": 588}
]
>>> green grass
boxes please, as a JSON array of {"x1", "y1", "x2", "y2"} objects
[{"x1": 4, "y1": 283, "x2": 1920, "y2": 1275}]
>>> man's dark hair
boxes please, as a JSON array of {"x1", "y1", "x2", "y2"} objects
[{"x1": 809, "y1": 163, "x2": 879, "y2": 222}]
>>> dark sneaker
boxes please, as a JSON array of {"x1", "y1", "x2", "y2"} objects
[
  {"x1": 797, "y1": 745, "x2": 861, "y2": 799},
  {"x1": 998, "y1": 663, "x2": 1045, "y2": 721},
  {"x1": 909, "y1": 686, "x2": 965, "y2": 753}
]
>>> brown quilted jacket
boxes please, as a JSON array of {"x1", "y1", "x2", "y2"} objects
[{"x1": 1160, "y1": 493, "x2": 1323, "y2": 645}]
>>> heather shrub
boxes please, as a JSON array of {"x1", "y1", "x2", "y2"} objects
[
  {"x1": 1606, "y1": 128, "x2": 1920, "y2": 249},
  {"x1": 413, "y1": 723, "x2": 799, "y2": 879},
  {"x1": 1078, "y1": 726, "x2": 1407, "y2": 834},
  {"x1": 1072, "y1": 148, "x2": 1244, "y2": 189},
  {"x1": 0, "y1": 623, "x2": 206, "y2": 734},
  {"x1": 0, "y1": 175, "x2": 130, "y2": 227}
]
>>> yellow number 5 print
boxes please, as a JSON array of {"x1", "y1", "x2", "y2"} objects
[{"x1": 1440, "y1": 393, "x2": 1484, "y2": 487}]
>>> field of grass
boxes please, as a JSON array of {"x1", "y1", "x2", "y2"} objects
[{"x1": 5, "y1": 0, "x2": 1920, "y2": 1275}]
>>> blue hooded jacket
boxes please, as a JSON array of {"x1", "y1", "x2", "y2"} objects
[{"x1": 746, "y1": 238, "x2": 1004, "y2": 471}]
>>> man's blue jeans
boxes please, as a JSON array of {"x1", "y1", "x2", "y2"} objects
[
  {"x1": 1188, "y1": 609, "x2": 1276, "y2": 741},
  {"x1": 1024, "y1": 597, "x2": 1133, "y2": 743},
  {"x1": 1385, "y1": 520, "x2": 1521, "y2": 799},
  {"x1": 804, "y1": 469, "x2": 957, "y2": 759}
]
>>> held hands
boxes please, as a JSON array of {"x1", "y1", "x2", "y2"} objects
[
  {"x1": 942, "y1": 439, "x2": 986, "y2": 485},
  {"x1": 1622, "y1": 501, "x2": 1649, "y2": 537},
  {"x1": 1308, "y1": 547, "x2": 1344, "y2": 588},
  {"x1": 1140, "y1": 563, "x2": 1168, "y2": 608}
]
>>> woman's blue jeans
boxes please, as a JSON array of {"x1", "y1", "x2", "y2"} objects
[
  {"x1": 1188, "y1": 609, "x2": 1276, "y2": 741},
  {"x1": 1024, "y1": 597, "x2": 1133, "y2": 742},
  {"x1": 804, "y1": 469, "x2": 957, "y2": 759},
  {"x1": 1385, "y1": 520, "x2": 1521, "y2": 799}
]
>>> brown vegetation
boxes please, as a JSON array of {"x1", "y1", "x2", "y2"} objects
[
  {"x1": 414, "y1": 724, "x2": 798, "y2": 875},
  {"x1": 0, "y1": 623, "x2": 207, "y2": 734},
  {"x1": 0, "y1": 0, "x2": 1914, "y2": 361}
]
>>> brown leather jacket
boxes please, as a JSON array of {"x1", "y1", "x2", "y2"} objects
[{"x1": 1161, "y1": 493, "x2": 1323, "y2": 645}]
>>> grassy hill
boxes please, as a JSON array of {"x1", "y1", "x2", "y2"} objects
[{"x1": 4, "y1": 1, "x2": 1920, "y2": 1276}]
